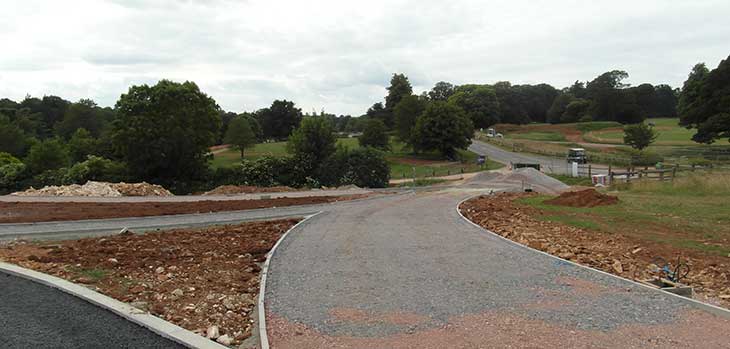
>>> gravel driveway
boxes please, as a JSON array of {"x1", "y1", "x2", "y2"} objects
[{"x1": 265, "y1": 189, "x2": 730, "y2": 348}]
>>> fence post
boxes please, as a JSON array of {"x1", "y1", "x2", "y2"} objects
[
  {"x1": 660, "y1": 170, "x2": 664, "y2": 181},
  {"x1": 672, "y1": 165, "x2": 677, "y2": 182},
  {"x1": 588, "y1": 164, "x2": 592, "y2": 178}
]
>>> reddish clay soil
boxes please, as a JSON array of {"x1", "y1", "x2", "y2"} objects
[
  {"x1": 267, "y1": 309, "x2": 730, "y2": 349},
  {"x1": 460, "y1": 193, "x2": 730, "y2": 309},
  {"x1": 0, "y1": 219, "x2": 299, "y2": 348},
  {"x1": 494, "y1": 123, "x2": 586, "y2": 143},
  {"x1": 202, "y1": 185, "x2": 298, "y2": 196},
  {"x1": 387, "y1": 156, "x2": 452, "y2": 166},
  {"x1": 0, "y1": 194, "x2": 368, "y2": 223},
  {"x1": 545, "y1": 189, "x2": 619, "y2": 207}
]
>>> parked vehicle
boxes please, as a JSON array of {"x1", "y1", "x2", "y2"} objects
[
  {"x1": 486, "y1": 128, "x2": 503, "y2": 138},
  {"x1": 567, "y1": 148, "x2": 587, "y2": 164}
]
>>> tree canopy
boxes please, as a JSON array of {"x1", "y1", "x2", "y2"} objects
[
  {"x1": 224, "y1": 116, "x2": 256, "y2": 158},
  {"x1": 623, "y1": 123, "x2": 658, "y2": 150},
  {"x1": 359, "y1": 118, "x2": 390, "y2": 150},
  {"x1": 678, "y1": 58, "x2": 730, "y2": 143},
  {"x1": 111, "y1": 80, "x2": 221, "y2": 184},
  {"x1": 287, "y1": 116, "x2": 337, "y2": 168},
  {"x1": 393, "y1": 95, "x2": 427, "y2": 144},
  {"x1": 412, "y1": 101, "x2": 474, "y2": 159},
  {"x1": 448, "y1": 85, "x2": 500, "y2": 129},
  {"x1": 258, "y1": 100, "x2": 303, "y2": 140}
]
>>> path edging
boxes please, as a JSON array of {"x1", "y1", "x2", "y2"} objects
[
  {"x1": 455, "y1": 193, "x2": 730, "y2": 320},
  {"x1": 0, "y1": 262, "x2": 227, "y2": 349},
  {"x1": 257, "y1": 212, "x2": 323, "y2": 349}
]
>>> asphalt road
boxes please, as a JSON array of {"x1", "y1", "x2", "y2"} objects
[
  {"x1": 0, "y1": 271, "x2": 184, "y2": 349},
  {"x1": 0, "y1": 203, "x2": 326, "y2": 241},
  {"x1": 265, "y1": 186, "x2": 730, "y2": 347}
]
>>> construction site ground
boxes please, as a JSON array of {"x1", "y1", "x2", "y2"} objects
[
  {"x1": 0, "y1": 194, "x2": 368, "y2": 223},
  {"x1": 460, "y1": 192, "x2": 730, "y2": 309},
  {"x1": 0, "y1": 219, "x2": 299, "y2": 348}
]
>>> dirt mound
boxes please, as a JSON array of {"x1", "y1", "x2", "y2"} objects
[
  {"x1": 545, "y1": 189, "x2": 618, "y2": 207},
  {"x1": 203, "y1": 185, "x2": 296, "y2": 196},
  {"x1": 10, "y1": 181, "x2": 173, "y2": 197}
]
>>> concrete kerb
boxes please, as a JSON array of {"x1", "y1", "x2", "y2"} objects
[
  {"x1": 454, "y1": 193, "x2": 730, "y2": 320},
  {"x1": 257, "y1": 211, "x2": 324, "y2": 349},
  {"x1": 0, "y1": 262, "x2": 227, "y2": 349}
]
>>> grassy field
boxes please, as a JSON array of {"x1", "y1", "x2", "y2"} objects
[
  {"x1": 518, "y1": 173, "x2": 730, "y2": 256},
  {"x1": 486, "y1": 119, "x2": 730, "y2": 165},
  {"x1": 211, "y1": 137, "x2": 503, "y2": 178},
  {"x1": 583, "y1": 118, "x2": 708, "y2": 146}
]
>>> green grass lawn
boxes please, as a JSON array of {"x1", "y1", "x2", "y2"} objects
[
  {"x1": 584, "y1": 118, "x2": 729, "y2": 146},
  {"x1": 211, "y1": 137, "x2": 504, "y2": 179},
  {"x1": 510, "y1": 131, "x2": 566, "y2": 142},
  {"x1": 517, "y1": 174, "x2": 730, "y2": 256}
]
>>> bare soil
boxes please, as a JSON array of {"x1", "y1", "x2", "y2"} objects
[
  {"x1": 460, "y1": 193, "x2": 730, "y2": 309},
  {"x1": 0, "y1": 219, "x2": 299, "y2": 348},
  {"x1": 545, "y1": 189, "x2": 619, "y2": 207},
  {"x1": 0, "y1": 194, "x2": 368, "y2": 223},
  {"x1": 202, "y1": 186, "x2": 298, "y2": 196}
]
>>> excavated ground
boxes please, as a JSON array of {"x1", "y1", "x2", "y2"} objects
[
  {"x1": 0, "y1": 219, "x2": 299, "y2": 348},
  {"x1": 460, "y1": 193, "x2": 730, "y2": 309},
  {"x1": 0, "y1": 194, "x2": 367, "y2": 223}
]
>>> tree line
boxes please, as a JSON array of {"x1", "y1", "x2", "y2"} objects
[{"x1": 0, "y1": 80, "x2": 387, "y2": 194}]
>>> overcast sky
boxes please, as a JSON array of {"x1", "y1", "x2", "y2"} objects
[{"x1": 2, "y1": 0, "x2": 729, "y2": 115}]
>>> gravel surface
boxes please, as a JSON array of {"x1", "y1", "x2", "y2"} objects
[
  {"x1": 0, "y1": 271, "x2": 184, "y2": 349},
  {"x1": 265, "y1": 189, "x2": 730, "y2": 347}
]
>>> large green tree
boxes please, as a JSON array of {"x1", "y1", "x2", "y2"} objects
[
  {"x1": 224, "y1": 116, "x2": 256, "y2": 158},
  {"x1": 680, "y1": 56, "x2": 730, "y2": 143},
  {"x1": 55, "y1": 99, "x2": 109, "y2": 139},
  {"x1": 258, "y1": 100, "x2": 303, "y2": 140},
  {"x1": 623, "y1": 123, "x2": 658, "y2": 150},
  {"x1": 68, "y1": 128, "x2": 99, "y2": 163},
  {"x1": 359, "y1": 118, "x2": 390, "y2": 150},
  {"x1": 111, "y1": 80, "x2": 221, "y2": 183},
  {"x1": 586, "y1": 70, "x2": 633, "y2": 122},
  {"x1": 412, "y1": 102, "x2": 474, "y2": 159},
  {"x1": 428, "y1": 81, "x2": 455, "y2": 101},
  {"x1": 546, "y1": 93, "x2": 575, "y2": 124},
  {"x1": 0, "y1": 116, "x2": 34, "y2": 157},
  {"x1": 448, "y1": 85, "x2": 500, "y2": 129},
  {"x1": 385, "y1": 73, "x2": 413, "y2": 111},
  {"x1": 678, "y1": 57, "x2": 730, "y2": 143},
  {"x1": 287, "y1": 116, "x2": 337, "y2": 169},
  {"x1": 25, "y1": 138, "x2": 70, "y2": 174},
  {"x1": 393, "y1": 95, "x2": 427, "y2": 144}
]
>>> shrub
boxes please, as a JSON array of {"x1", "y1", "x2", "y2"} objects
[
  {"x1": 317, "y1": 147, "x2": 390, "y2": 188},
  {"x1": 65, "y1": 156, "x2": 127, "y2": 184},
  {"x1": 0, "y1": 152, "x2": 21, "y2": 166},
  {"x1": 628, "y1": 149, "x2": 664, "y2": 166},
  {"x1": 359, "y1": 119, "x2": 390, "y2": 150},
  {"x1": 25, "y1": 138, "x2": 70, "y2": 175},
  {"x1": 0, "y1": 162, "x2": 28, "y2": 194}
]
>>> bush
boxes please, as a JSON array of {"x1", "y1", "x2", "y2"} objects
[
  {"x1": 65, "y1": 156, "x2": 127, "y2": 184},
  {"x1": 0, "y1": 152, "x2": 21, "y2": 166},
  {"x1": 359, "y1": 119, "x2": 390, "y2": 150},
  {"x1": 0, "y1": 162, "x2": 28, "y2": 194},
  {"x1": 343, "y1": 148, "x2": 390, "y2": 188},
  {"x1": 628, "y1": 149, "x2": 664, "y2": 166},
  {"x1": 25, "y1": 138, "x2": 70, "y2": 175},
  {"x1": 317, "y1": 147, "x2": 390, "y2": 188}
]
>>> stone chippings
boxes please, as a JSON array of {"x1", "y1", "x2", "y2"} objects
[{"x1": 265, "y1": 191, "x2": 725, "y2": 345}]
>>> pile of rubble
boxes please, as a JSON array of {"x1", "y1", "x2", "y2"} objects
[{"x1": 11, "y1": 181, "x2": 173, "y2": 197}]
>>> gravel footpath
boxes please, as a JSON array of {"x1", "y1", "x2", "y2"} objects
[
  {"x1": 0, "y1": 271, "x2": 184, "y2": 349},
  {"x1": 265, "y1": 189, "x2": 730, "y2": 348}
]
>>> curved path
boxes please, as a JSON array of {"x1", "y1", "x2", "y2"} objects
[
  {"x1": 265, "y1": 188, "x2": 730, "y2": 348},
  {"x1": 0, "y1": 271, "x2": 184, "y2": 349}
]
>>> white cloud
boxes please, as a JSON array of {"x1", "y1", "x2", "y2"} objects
[{"x1": 1, "y1": 0, "x2": 729, "y2": 115}]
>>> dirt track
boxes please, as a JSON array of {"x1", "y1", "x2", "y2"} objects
[{"x1": 0, "y1": 194, "x2": 367, "y2": 223}]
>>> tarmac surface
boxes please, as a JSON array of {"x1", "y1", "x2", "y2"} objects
[{"x1": 0, "y1": 271, "x2": 184, "y2": 349}]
